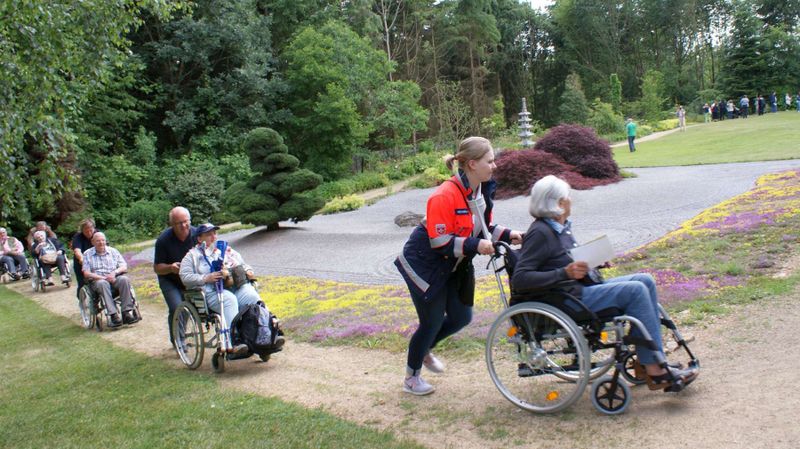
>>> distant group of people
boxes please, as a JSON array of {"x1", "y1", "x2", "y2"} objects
[
  {"x1": 0, "y1": 219, "x2": 139, "y2": 328},
  {"x1": 702, "y1": 92, "x2": 800, "y2": 122},
  {"x1": 3, "y1": 205, "x2": 276, "y2": 348}
]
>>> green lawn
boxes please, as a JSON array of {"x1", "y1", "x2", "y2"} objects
[
  {"x1": 613, "y1": 112, "x2": 800, "y2": 167},
  {"x1": 0, "y1": 287, "x2": 422, "y2": 449}
]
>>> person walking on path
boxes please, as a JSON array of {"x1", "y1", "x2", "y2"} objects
[
  {"x1": 394, "y1": 136, "x2": 522, "y2": 396},
  {"x1": 153, "y1": 206, "x2": 196, "y2": 346},
  {"x1": 702, "y1": 103, "x2": 711, "y2": 123},
  {"x1": 785, "y1": 93, "x2": 792, "y2": 111},
  {"x1": 626, "y1": 118, "x2": 637, "y2": 152},
  {"x1": 71, "y1": 218, "x2": 97, "y2": 296},
  {"x1": 676, "y1": 106, "x2": 686, "y2": 131}
]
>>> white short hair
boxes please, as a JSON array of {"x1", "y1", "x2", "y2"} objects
[
  {"x1": 528, "y1": 175, "x2": 571, "y2": 219},
  {"x1": 34, "y1": 230, "x2": 46, "y2": 241}
]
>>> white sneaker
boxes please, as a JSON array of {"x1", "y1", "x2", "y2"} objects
[
  {"x1": 423, "y1": 353, "x2": 445, "y2": 373},
  {"x1": 403, "y1": 375, "x2": 434, "y2": 396}
]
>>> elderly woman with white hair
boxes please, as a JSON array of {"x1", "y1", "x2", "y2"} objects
[
  {"x1": 31, "y1": 230, "x2": 69, "y2": 285},
  {"x1": 511, "y1": 175, "x2": 698, "y2": 391}
]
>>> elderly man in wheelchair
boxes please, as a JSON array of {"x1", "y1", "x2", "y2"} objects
[
  {"x1": 484, "y1": 175, "x2": 699, "y2": 415},
  {"x1": 82, "y1": 232, "x2": 140, "y2": 328}
]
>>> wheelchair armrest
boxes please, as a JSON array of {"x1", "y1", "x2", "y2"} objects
[
  {"x1": 183, "y1": 289, "x2": 209, "y2": 315},
  {"x1": 509, "y1": 282, "x2": 606, "y2": 332}
]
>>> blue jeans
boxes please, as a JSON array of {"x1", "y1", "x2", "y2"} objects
[
  {"x1": 627, "y1": 136, "x2": 635, "y2": 152},
  {"x1": 73, "y1": 259, "x2": 85, "y2": 297},
  {"x1": 204, "y1": 285, "x2": 239, "y2": 329},
  {"x1": 231, "y1": 282, "x2": 261, "y2": 309},
  {"x1": 580, "y1": 273, "x2": 663, "y2": 365},
  {"x1": 1, "y1": 254, "x2": 28, "y2": 274},
  {"x1": 159, "y1": 278, "x2": 185, "y2": 344},
  {"x1": 406, "y1": 275, "x2": 472, "y2": 374}
]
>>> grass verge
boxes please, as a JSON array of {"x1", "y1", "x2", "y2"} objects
[
  {"x1": 613, "y1": 112, "x2": 800, "y2": 167},
  {"x1": 0, "y1": 287, "x2": 422, "y2": 449}
]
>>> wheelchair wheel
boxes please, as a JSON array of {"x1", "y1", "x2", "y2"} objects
[
  {"x1": 211, "y1": 351, "x2": 225, "y2": 373},
  {"x1": 258, "y1": 353, "x2": 271, "y2": 363},
  {"x1": 31, "y1": 267, "x2": 41, "y2": 292},
  {"x1": 77, "y1": 287, "x2": 95, "y2": 329},
  {"x1": 172, "y1": 301, "x2": 204, "y2": 369},
  {"x1": 621, "y1": 353, "x2": 647, "y2": 385},
  {"x1": 486, "y1": 303, "x2": 590, "y2": 413},
  {"x1": 95, "y1": 309, "x2": 105, "y2": 332},
  {"x1": 591, "y1": 375, "x2": 631, "y2": 415}
]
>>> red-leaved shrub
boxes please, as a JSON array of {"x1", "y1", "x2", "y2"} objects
[
  {"x1": 533, "y1": 124, "x2": 619, "y2": 179},
  {"x1": 493, "y1": 148, "x2": 621, "y2": 199}
]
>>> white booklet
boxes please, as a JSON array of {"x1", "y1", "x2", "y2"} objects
[{"x1": 569, "y1": 235, "x2": 614, "y2": 268}]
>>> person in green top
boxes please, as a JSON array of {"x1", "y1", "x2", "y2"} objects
[{"x1": 626, "y1": 118, "x2": 637, "y2": 152}]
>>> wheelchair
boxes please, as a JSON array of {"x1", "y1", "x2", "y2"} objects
[
  {"x1": 484, "y1": 242, "x2": 699, "y2": 415},
  {"x1": 30, "y1": 253, "x2": 70, "y2": 292},
  {"x1": 77, "y1": 281, "x2": 141, "y2": 331},
  {"x1": 172, "y1": 281, "x2": 282, "y2": 374}
]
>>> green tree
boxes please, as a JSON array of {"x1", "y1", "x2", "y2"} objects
[
  {"x1": 432, "y1": 80, "x2": 475, "y2": 147},
  {"x1": 0, "y1": 0, "x2": 179, "y2": 225},
  {"x1": 129, "y1": 0, "x2": 285, "y2": 155},
  {"x1": 589, "y1": 99, "x2": 623, "y2": 135},
  {"x1": 445, "y1": 0, "x2": 501, "y2": 120},
  {"x1": 281, "y1": 20, "x2": 393, "y2": 179},
  {"x1": 558, "y1": 73, "x2": 590, "y2": 125},
  {"x1": 369, "y1": 81, "x2": 429, "y2": 150},
  {"x1": 609, "y1": 73, "x2": 622, "y2": 112},
  {"x1": 224, "y1": 128, "x2": 324, "y2": 229},
  {"x1": 640, "y1": 69, "x2": 667, "y2": 122}
]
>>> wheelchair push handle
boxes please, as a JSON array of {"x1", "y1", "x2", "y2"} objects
[{"x1": 492, "y1": 240, "x2": 513, "y2": 256}]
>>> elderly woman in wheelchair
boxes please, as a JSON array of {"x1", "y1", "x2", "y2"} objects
[
  {"x1": 31, "y1": 229, "x2": 70, "y2": 287},
  {"x1": 485, "y1": 175, "x2": 698, "y2": 415},
  {"x1": 179, "y1": 223, "x2": 261, "y2": 357}
]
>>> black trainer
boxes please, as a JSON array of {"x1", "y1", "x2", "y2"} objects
[
  {"x1": 109, "y1": 314, "x2": 123, "y2": 328},
  {"x1": 122, "y1": 311, "x2": 139, "y2": 325}
]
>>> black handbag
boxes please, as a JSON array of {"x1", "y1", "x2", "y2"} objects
[
  {"x1": 231, "y1": 265, "x2": 250, "y2": 289},
  {"x1": 454, "y1": 261, "x2": 475, "y2": 306}
]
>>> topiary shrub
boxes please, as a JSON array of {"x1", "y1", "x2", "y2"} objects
[
  {"x1": 533, "y1": 124, "x2": 620, "y2": 180},
  {"x1": 224, "y1": 128, "x2": 325, "y2": 228}
]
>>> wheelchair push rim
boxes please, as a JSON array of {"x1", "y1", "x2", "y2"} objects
[
  {"x1": 172, "y1": 301, "x2": 204, "y2": 369},
  {"x1": 486, "y1": 302, "x2": 590, "y2": 414}
]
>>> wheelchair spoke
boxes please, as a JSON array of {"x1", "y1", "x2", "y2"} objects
[{"x1": 487, "y1": 303, "x2": 590, "y2": 413}]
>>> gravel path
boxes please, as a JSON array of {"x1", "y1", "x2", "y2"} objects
[{"x1": 134, "y1": 160, "x2": 800, "y2": 284}]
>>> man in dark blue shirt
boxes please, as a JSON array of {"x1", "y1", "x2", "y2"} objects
[
  {"x1": 71, "y1": 218, "x2": 97, "y2": 296},
  {"x1": 153, "y1": 206, "x2": 195, "y2": 345}
]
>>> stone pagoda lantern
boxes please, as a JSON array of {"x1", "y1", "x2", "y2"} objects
[{"x1": 518, "y1": 97, "x2": 534, "y2": 148}]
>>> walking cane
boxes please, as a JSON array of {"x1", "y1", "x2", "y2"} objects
[{"x1": 211, "y1": 240, "x2": 233, "y2": 352}]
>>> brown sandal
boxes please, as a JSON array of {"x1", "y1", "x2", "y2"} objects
[
  {"x1": 633, "y1": 361, "x2": 670, "y2": 390},
  {"x1": 635, "y1": 361, "x2": 698, "y2": 391}
]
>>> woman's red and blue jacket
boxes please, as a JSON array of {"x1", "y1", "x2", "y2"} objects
[{"x1": 394, "y1": 171, "x2": 511, "y2": 301}]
